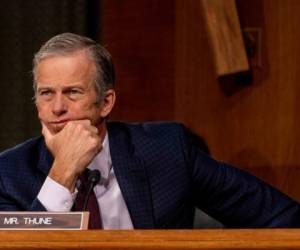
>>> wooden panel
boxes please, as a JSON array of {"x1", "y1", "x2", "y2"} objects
[
  {"x1": 101, "y1": 0, "x2": 175, "y2": 121},
  {"x1": 201, "y1": 0, "x2": 249, "y2": 75},
  {"x1": 175, "y1": 0, "x2": 300, "y2": 201},
  {"x1": 0, "y1": 229, "x2": 299, "y2": 249}
]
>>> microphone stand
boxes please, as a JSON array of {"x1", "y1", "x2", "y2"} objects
[{"x1": 82, "y1": 169, "x2": 101, "y2": 211}]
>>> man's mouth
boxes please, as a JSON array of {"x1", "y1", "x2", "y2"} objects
[
  {"x1": 48, "y1": 120, "x2": 70, "y2": 133},
  {"x1": 50, "y1": 119, "x2": 70, "y2": 125}
]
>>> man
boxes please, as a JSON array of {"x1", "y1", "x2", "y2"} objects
[{"x1": 0, "y1": 33, "x2": 299, "y2": 229}]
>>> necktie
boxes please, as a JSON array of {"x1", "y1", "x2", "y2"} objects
[{"x1": 74, "y1": 169, "x2": 102, "y2": 229}]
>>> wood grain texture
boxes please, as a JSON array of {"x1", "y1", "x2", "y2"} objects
[
  {"x1": 175, "y1": 0, "x2": 300, "y2": 201},
  {"x1": 201, "y1": 0, "x2": 249, "y2": 75},
  {"x1": 101, "y1": 0, "x2": 175, "y2": 122},
  {"x1": 0, "y1": 229, "x2": 299, "y2": 249}
]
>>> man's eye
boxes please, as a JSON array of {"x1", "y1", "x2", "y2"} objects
[
  {"x1": 70, "y1": 89, "x2": 80, "y2": 94},
  {"x1": 39, "y1": 90, "x2": 52, "y2": 96},
  {"x1": 67, "y1": 89, "x2": 84, "y2": 97}
]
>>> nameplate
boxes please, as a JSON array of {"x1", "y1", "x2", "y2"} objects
[{"x1": 0, "y1": 212, "x2": 89, "y2": 230}]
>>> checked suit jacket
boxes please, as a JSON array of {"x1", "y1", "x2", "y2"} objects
[{"x1": 0, "y1": 121, "x2": 300, "y2": 228}]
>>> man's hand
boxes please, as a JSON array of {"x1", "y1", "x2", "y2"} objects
[{"x1": 42, "y1": 120, "x2": 102, "y2": 191}]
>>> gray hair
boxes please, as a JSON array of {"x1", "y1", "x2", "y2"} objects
[{"x1": 33, "y1": 33, "x2": 115, "y2": 103}]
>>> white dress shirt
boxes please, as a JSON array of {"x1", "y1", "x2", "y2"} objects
[{"x1": 38, "y1": 133, "x2": 134, "y2": 229}]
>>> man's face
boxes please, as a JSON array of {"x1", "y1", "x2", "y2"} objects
[{"x1": 35, "y1": 50, "x2": 103, "y2": 134}]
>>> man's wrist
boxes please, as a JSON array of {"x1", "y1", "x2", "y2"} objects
[{"x1": 49, "y1": 161, "x2": 78, "y2": 192}]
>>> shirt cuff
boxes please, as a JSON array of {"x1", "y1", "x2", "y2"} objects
[{"x1": 37, "y1": 176, "x2": 78, "y2": 212}]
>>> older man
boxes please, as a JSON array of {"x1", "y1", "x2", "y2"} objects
[{"x1": 0, "y1": 33, "x2": 300, "y2": 229}]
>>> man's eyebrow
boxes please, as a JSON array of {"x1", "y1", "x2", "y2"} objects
[
  {"x1": 64, "y1": 85, "x2": 85, "y2": 89},
  {"x1": 36, "y1": 82, "x2": 52, "y2": 87},
  {"x1": 37, "y1": 82, "x2": 84, "y2": 88},
  {"x1": 37, "y1": 86, "x2": 53, "y2": 91}
]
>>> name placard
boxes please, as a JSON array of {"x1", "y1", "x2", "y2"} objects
[{"x1": 0, "y1": 212, "x2": 89, "y2": 230}]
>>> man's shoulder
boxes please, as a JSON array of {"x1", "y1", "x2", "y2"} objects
[
  {"x1": 108, "y1": 121, "x2": 184, "y2": 135},
  {"x1": 107, "y1": 121, "x2": 186, "y2": 152},
  {"x1": 0, "y1": 137, "x2": 42, "y2": 163}
]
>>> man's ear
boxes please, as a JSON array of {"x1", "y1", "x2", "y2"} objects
[{"x1": 100, "y1": 89, "x2": 116, "y2": 117}]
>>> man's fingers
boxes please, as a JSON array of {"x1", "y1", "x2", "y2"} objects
[
  {"x1": 70, "y1": 119, "x2": 91, "y2": 126},
  {"x1": 67, "y1": 120, "x2": 98, "y2": 134},
  {"x1": 41, "y1": 123, "x2": 53, "y2": 141},
  {"x1": 89, "y1": 126, "x2": 99, "y2": 135},
  {"x1": 42, "y1": 120, "x2": 99, "y2": 149}
]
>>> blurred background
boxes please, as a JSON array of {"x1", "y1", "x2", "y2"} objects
[{"x1": 0, "y1": 0, "x2": 300, "y2": 223}]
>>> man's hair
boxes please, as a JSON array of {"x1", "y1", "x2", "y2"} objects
[{"x1": 33, "y1": 33, "x2": 115, "y2": 103}]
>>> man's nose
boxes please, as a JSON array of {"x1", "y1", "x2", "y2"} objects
[{"x1": 52, "y1": 94, "x2": 67, "y2": 116}]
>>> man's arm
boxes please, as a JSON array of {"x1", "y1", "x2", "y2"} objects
[
  {"x1": 0, "y1": 120, "x2": 101, "y2": 212},
  {"x1": 181, "y1": 126, "x2": 300, "y2": 227},
  {"x1": 0, "y1": 179, "x2": 46, "y2": 211}
]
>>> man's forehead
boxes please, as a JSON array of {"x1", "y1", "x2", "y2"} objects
[
  {"x1": 36, "y1": 80, "x2": 94, "y2": 90},
  {"x1": 35, "y1": 53, "x2": 96, "y2": 87}
]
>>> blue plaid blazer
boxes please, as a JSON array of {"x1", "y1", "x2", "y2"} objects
[{"x1": 0, "y1": 121, "x2": 300, "y2": 228}]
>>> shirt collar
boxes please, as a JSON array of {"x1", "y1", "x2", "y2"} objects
[{"x1": 87, "y1": 132, "x2": 112, "y2": 179}]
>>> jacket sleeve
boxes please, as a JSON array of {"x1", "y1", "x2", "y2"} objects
[
  {"x1": 180, "y1": 125, "x2": 300, "y2": 228},
  {"x1": 0, "y1": 179, "x2": 47, "y2": 211}
]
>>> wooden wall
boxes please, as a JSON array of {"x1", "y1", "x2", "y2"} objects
[
  {"x1": 101, "y1": 0, "x2": 300, "y2": 201},
  {"x1": 101, "y1": 0, "x2": 175, "y2": 121}
]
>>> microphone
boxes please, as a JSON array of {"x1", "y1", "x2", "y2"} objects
[{"x1": 82, "y1": 169, "x2": 101, "y2": 211}]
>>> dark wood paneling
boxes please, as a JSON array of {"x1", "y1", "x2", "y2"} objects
[{"x1": 101, "y1": 0, "x2": 175, "y2": 121}]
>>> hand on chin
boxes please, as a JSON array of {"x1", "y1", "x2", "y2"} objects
[{"x1": 48, "y1": 122, "x2": 68, "y2": 135}]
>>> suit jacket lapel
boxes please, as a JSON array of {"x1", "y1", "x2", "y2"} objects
[{"x1": 108, "y1": 125, "x2": 155, "y2": 229}]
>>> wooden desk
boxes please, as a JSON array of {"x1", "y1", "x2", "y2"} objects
[{"x1": 0, "y1": 229, "x2": 300, "y2": 249}]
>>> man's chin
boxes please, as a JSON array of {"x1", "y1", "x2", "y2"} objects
[{"x1": 49, "y1": 124, "x2": 66, "y2": 134}]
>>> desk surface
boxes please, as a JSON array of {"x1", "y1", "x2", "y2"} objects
[{"x1": 0, "y1": 229, "x2": 299, "y2": 249}]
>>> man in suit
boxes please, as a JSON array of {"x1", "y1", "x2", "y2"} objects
[{"x1": 0, "y1": 33, "x2": 300, "y2": 229}]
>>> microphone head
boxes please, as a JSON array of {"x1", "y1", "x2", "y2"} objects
[{"x1": 88, "y1": 169, "x2": 101, "y2": 186}]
